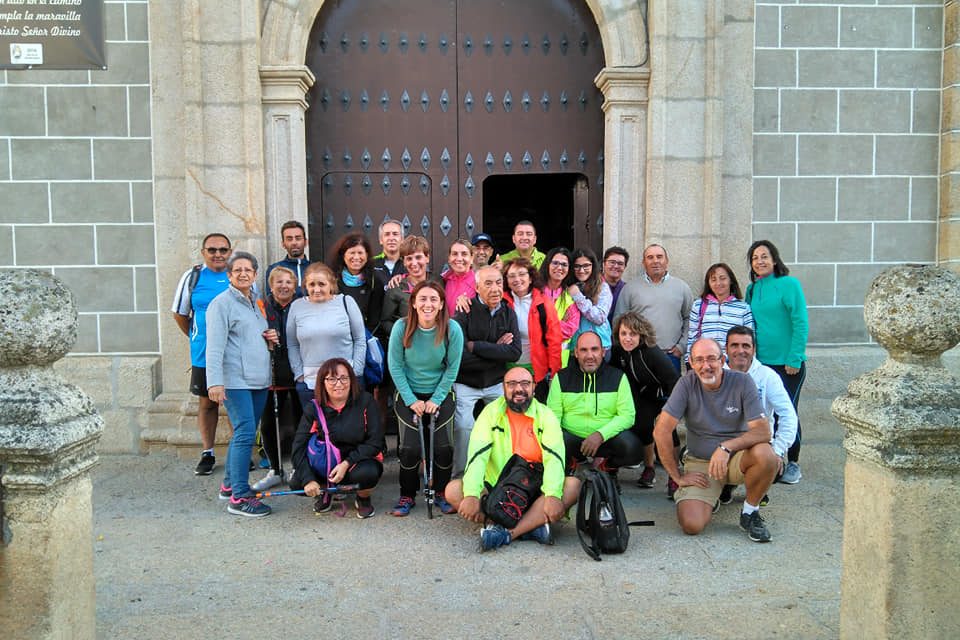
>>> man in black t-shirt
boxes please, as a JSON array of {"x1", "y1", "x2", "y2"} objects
[{"x1": 654, "y1": 338, "x2": 779, "y2": 542}]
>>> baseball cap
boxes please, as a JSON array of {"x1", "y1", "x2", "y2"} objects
[{"x1": 471, "y1": 232, "x2": 495, "y2": 247}]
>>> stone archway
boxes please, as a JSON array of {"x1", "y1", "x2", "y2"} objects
[{"x1": 258, "y1": 0, "x2": 651, "y2": 268}]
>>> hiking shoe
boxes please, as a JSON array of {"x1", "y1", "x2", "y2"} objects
[
  {"x1": 227, "y1": 496, "x2": 271, "y2": 518},
  {"x1": 313, "y1": 493, "x2": 333, "y2": 514},
  {"x1": 390, "y1": 496, "x2": 415, "y2": 517},
  {"x1": 479, "y1": 524, "x2": 512, "y2": 552},
  {"x1": 719, "y1": 484, "x2": 735, "y2": 505},
  {"x1": 666, "y1": 478, "x2": 679, "y2": 501},
  {"x1": 739, "y1": 510, "x2": 772, "y2": 543},
  {"x1": 637, "y1": 466, "x2": 656, "y2": 488},
  {"x1": 712, "y1": 500, "x2": 720, "y2": 514},
  {"x1": 518, "y1": 523, "x2": 554, "y2": 546},
  {"x1": 779, "y1": 461, "x2": 802, "y2": 484},
  {"x1": 760, "y1": 493, "x2": 770, "y2": 507},
  {"x1": 218, "y1": 483, "x2": 232, "y2": 500},
  {"x1": 194, "y1": 452, "x2": 215, "y2": 476},
  {"x1": 434, "y1": 494, "x2": 456, "y2": 515},
  {"x1": 355, "y1": 496, "x2": 375, "y2": 519},
  {"x1": 251, "y1": 470, "x2": 283, "y2": 492}
]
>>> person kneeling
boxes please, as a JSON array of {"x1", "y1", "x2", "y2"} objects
[
  {"x1": 290, "y1": 358, "x2": 385, "y2": 518},
  {"x1": 445, "y1": 367, "x2": 580, "y2": 551}
]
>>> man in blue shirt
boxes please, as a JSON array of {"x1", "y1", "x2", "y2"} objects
[{"x1": 171, "y1": 233, "x2": 232, "y2": 475}]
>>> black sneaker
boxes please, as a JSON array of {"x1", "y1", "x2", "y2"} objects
[
  {"x1": 719, "y1": 484, "x2": 735, "y2": 505},
  {"x1": 759, "y1": 493, "x2": 770, "y2": 507},
  {"x1": 739, "y1": 510, "x2": 772, "y2": 543},
  {"x1": 194, "y1": 452, "x2": 215, "y2": 476},
  {"x1": 314, "y1": 493, "x2": 333, "y2": 514}
]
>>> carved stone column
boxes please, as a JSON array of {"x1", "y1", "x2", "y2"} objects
[
  {"x1": 595, "y1": 67, "x2": 650, "y2": 268},
  {"x1": 0, "y1": 271, "x2": 103, "y2": 639},
  {"x1": 260, "y1": 65, "x2": 316, "y2": 266},
  {"x1": 832, "y1": 265, "x2": 960, "y2": 639}
]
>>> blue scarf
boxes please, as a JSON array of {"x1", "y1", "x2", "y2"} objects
[{"x1": 342, "y1": 271, "x2": 364, "y2": 287}]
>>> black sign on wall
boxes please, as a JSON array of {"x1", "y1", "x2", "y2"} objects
[{"x1": 0, "y1": 0, "x2": 105, "y2": 70}]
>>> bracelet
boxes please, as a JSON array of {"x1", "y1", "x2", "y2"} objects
[{"x1": 718, "y1": 444, "x2": 732, "y2": 456}]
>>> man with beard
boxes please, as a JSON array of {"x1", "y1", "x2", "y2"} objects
[
  {"x1": 266, "y1": 221, "x2": 311, "y2": 297},
  {"x1": 445, "y1": 366, "x2": 580, "y2": 552},
  {"x1": 654, "y1": 338, "x2": 779, "y2": 542}
]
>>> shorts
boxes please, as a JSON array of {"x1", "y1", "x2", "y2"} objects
[
  {"x1": 190, "y1": 366, "x2": 209, "y2": 397},
  {"x1": 674, "y1": 451, "x2": 746, "y2": 506}
]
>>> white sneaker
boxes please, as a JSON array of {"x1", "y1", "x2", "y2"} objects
[{"x1": 251, "y1": 470, "x2": 283, "y2": 491}]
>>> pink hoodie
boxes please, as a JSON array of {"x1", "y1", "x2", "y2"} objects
[{"x1": 442, "y1": 268, "x2": 476, "y2": 316}]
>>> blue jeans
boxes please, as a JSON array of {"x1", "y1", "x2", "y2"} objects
[{"x1": 223, "y1": 388, "x2": 268, "y2": 498}]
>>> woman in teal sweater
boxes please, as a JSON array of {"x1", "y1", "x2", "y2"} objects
[
  {"x1": 746, "y1": 240, "x2": 808, "y2": 485},
  {"x1": 387, "y1": 280, "x2": 464, "y2": 516}
]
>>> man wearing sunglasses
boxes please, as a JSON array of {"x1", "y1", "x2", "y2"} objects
[
  {"x1": 653, "y1": 338, "x2": 780, "y2": 543},
  {"x1": 171, "y1": 233, "x2": 233, "y2": 476},
  {"x1": 445, "y1": 366, "x2": 580, "y2": 552}
]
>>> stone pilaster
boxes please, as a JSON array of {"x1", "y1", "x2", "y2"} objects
[
  {"x1": 595, "y1": 67, "x2": 650, "y2": 257},
  {"x1": 0, "y1": 271, "x2": 103, "y2": 639},
  {"x1": 260, "y1": 65, "x2": 316, "y2": 267},
  {"x1": 832, "y1": 265, "x2": 960, "y2": 639},
  {"x1": 942, "y1": 0, "x2": 960, "y2": 272}
]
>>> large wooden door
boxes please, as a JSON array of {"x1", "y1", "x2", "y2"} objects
[{"x1": 305, "y1": 0, "x2": 605, "y2": 265}]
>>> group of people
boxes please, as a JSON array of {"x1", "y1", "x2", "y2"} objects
[{"x1": 171, "y1": 218, "x2": 808, "y2": 549}]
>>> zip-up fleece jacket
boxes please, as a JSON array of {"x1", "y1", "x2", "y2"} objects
[
  {"x1": 462, "y1": 397, "x2": 566, "y2": 500},
  {"x1": 205, "y1": 285, "x2": 271, "y2": 390},
  {"x1": 266, "y1": 256, "x2": 311, "y2": 297},
  {"x1": 453, "y1": 298, "x2": 521, "y2": 388},
  {"x1": 745, "y1": 274, "x2": 808, "y2": 369},
  {"x1": 546, "y1": 361, "x2": 635, "y2": 441}
]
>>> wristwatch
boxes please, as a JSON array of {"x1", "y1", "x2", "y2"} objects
[{"x1": 718, "y1": 444, "x2": 732, "y2": 456}]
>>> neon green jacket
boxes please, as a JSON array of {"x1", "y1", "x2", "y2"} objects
[
  {"x1": 462, "y1": 397, "x2": 566, "y2": 500},
  {"x1": 546, "y1": 362, "x2": 636, "y2": 441}
]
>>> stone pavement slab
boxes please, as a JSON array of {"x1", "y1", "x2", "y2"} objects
[{"x1": 93, "y1": 400, "x2": 842, "y2": 639}]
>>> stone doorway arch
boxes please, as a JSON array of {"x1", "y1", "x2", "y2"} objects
[{"x1": 259, "y1": 0, "x2": 650, "y2": 268}]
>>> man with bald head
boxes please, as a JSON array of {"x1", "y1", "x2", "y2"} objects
[
  {"x1": 446, "y1": 366, "x2": 581, "y2": 552},
  {"x1": 451, "y1": 265, "x2": 522, "y2": 477},
  {"x1": 654, "y1": 338, "x2": 779, "y2": 542}
]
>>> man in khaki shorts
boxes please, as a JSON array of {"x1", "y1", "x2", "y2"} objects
[{"x1": 653, "y1": 338, "x2": 779, "y2": 542}]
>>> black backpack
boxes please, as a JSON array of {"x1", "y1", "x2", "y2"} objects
[{"x1": 576, "y1": 468, "x2": 654, "y2": 561}]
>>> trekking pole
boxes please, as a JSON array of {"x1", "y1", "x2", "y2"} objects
[
  {"x1": 255, "y1": 484, "x2": 359, "y2": 499},
  {"x1": 414, "y1": 413, "x2": 432, "y2": 519},
  {"x1": 269, "y1": 350, "x2": 285, "y2": 483},
  {"x1": 424, "y1": 412, "x2": 435, "y2": 519}
]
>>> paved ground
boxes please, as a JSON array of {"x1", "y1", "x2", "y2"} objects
[{"x1": 93, "y1": 398, "x2": 843, "y2": 639}]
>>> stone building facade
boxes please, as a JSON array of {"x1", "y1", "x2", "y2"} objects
[{"x1": 0, "y1": 1, "x2": 955, "y2": 452}]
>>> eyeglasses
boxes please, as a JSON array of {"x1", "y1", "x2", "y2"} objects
[
  {"x1": 504, "y1": 380, "x2": 533, "y2": 389},
  {"x1": 604, "y1": 259, "x2": 626, "y2": 267},
  {"x1": 231, "y1": 267, "x2": 255, "y2": 274},
  {"x1": 324, "y1": 376, "x2": 350, "y2": 386},
  {"x1": 573, "y1": 264, "x2": 592, "y2": 271},
  {"x1": 690, "y1": 355, "x2": 722, "y2": 365},
  {"x1": 205, "y1": 247, "x2": 230, "y2": 254},
  {"x1": 549, "y1": 260, "x2": 568, "y2": 268}
]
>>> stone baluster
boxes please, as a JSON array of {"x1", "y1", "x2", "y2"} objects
[
  {"x1": 0, "y1": 270, "x2": 103, "y2": 639},
  {"x1": 832, "y1": 264, "x2": 960, "y2": 639}
]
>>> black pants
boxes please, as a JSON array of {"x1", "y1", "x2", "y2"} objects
[
  {"x1": 258, "y1": 388, "x2": 302, "y2": 472},
  {"x1": 769, "y1": 362, "x2": 806, "y2": 462},
  {"x1": 395, "y1": 392, "x2": 455, "y2": 498},
  {"x1": 291, "y1": 458, "x2": 383, "y2": 491},
  {"x1": 563, "y1": 429, "x2": 643, "y2": 469}
]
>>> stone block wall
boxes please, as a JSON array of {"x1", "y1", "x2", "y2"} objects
[
  {"x1": 0, "y1": 1, "x2": 159, "y2": 451},
  {"x1": 754, "y1": 1, "x2": 943, "y2": 344}
]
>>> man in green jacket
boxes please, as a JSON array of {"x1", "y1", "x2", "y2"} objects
[
  {"x1": 547, "y1": 331, "x2": 642, "y2": 472},
  {"x1": 445, "y1": 367, "x2": 581, "y2": 552}
]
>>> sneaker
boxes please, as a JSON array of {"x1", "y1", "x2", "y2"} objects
[
  {"x1": 227, "y1": 496, "x2": 271, "y2": 518},
  {"x1": 251, "y1": 470, "x2": 283, "y2": 492},
  {"x1": 313, "y1": 492, "x2": 333, "y2": 514},
  {"x1": 739, "y1": 510, "x2": 772, "y2": 543},
  {"x1": 194, "y1": 452, "x2": 215, "y2": 476},
  {"x1": 712, "y1": 499, "x2": 720, "y2": 514},
  {"x1": 355, "y1": 496, "x2": 375, "y2": 519},
  {"x1": 666, "y1": 478, "x2": 679, "y2": 501},
  {"x1": 779, "y1": 461, "x2": 802, "y2": 484},
  {"x1": 637, "y1": 466, "x2": 656, "y2": 488},
  {"x1": 719, "y1": 484, "x2": 735, "y2": 505},
  {"x1": 434, "y1": 494, "x2": 456, "y2": 515},
  {"x1": 218, "y1": 483, "x2": 232, "y2": 500},
  {"x1": 389, "y1": 496, "x2": 415, "y2": 517},
  {"x1": 760, "y1": 494, "x2": 770, "y2": 507},
  {"x1": 518, "y1": 523, "x2": 554, "y2": 545},
  {"x1": 479, "y1": 524, "x2": 512, "y2": 552},
  {"x1": 248, "y1": 459, "x2": 256, "y2": 472}
]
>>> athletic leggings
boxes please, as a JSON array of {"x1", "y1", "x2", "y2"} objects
[
  {"x1": 769, "y1": 362, "x2": 806, "y2": 463},
  {"x1": 395, "y1": 392, "x2": 455, "y2": 499}
]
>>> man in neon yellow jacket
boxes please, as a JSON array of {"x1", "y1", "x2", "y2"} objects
[{"x1": 445, "y1": 366, "x2": 581, "y2": 552}]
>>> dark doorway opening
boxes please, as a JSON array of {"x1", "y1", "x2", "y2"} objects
[{"x1": 481, "y1": 174, "x2": 588, "y2": 257}]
